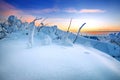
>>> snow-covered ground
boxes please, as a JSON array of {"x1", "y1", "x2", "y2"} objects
[
  {"x1": 0, "y1": 15, "x2": 120, "y2": 80},
  {"x1": 68, "y1": 33, "x2": 120, "y2": 61},
  {"x1": 0, "y1": 37, "x2": 120, "y2": 80}
]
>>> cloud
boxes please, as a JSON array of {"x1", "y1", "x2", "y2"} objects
[
  {"x1": 64, "y1": 8, "x2": 106, "y2": 13},
  {"x1": 0, "y1": 0, "x2": 59, "y2": 19},
  {"x1": 0, "y1": 0, "x2": 15, "y2": 11},
  {"x1": 64, "y1": 8, "x2": 78, "y2": 13},
  {"x1": 0, "y1": 0, "x2": 38, "y2": 22},
  {"x1": 0, "y1": 0, "x2": 23, "y2": 17},
  {"x1": 80, "y1": 9, "x2": 106, "y2": 13},
  {"x1": 27, "y1": 8, "x2": 59, "y2": 14}
]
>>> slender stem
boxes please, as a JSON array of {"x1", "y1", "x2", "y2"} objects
[{"x1": 73, "y1": 23, "x2": 86, "y2": 44}]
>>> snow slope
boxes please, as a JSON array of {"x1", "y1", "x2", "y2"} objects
[
  {"x1": 69, "y1": 34, "x2": 120, "y2": 60},
  {"x1": 0, "y1": 15, "x2": 120, "y2": 80},
  {"x1": 0, "y1": 15, "x2": 120, "y2": 61},
  {"x1": 0, "y1": 38, "x2": 120, "y2": 80}
]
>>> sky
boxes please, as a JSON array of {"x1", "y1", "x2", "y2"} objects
[{"x1": 0, "y1": 0, "x2": 120, "y2": 32}]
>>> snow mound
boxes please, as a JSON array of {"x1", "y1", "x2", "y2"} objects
[{"x1": 0, "y1": 39, "x2": 120, "y2": 80}]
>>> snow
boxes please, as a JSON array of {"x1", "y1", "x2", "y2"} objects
[
  {"x1": 0, "y1": 15, "x2": 120, "y2": 80},
  {"x1": 68, "y1": 33, "x2": 120, "y2": 60},
  {"x1": 0, "y1": 38, "x2": 120, "y2": 80}
]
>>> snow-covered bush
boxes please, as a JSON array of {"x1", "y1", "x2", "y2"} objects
[
  {"x1": 16, "y1": 19, "x2": 22, "y2": 30},
  {"x1": 7, "y1": 15, "x2": 24, "y2": 33},
  {"x1": 8, "y1": 15, "x2": 17, "y2": 25},
  {"x1": 0, "y1": 15, "x2": 73, "y2": 46},
  {"x1": 0, "y1": 26, "x2": 5, "y2": 39},
  {"x1": 108, "y1": 32, "x2": 120, "y2": 46},
  {"x1": 0, "y1": 23, "x2": 7, "y2": 39}
]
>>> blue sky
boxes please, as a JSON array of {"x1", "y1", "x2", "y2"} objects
[{"x1": 0, "y1": 0, "x2": 120, "y2": 31}]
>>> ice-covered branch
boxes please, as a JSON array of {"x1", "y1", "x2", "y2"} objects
[
  {"x1": 37, "y1": 17, "x2": 48, "y2": 32},
  {"x1": 28, "y1": 17, "x2": 42, "y2": 47}
]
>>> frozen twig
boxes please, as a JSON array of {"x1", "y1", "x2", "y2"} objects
[
  {"x1": 37, "y1": 17, "x2": 48, "y2": 32},
  {"x1": 67, "y1": 18, "x2": 72, "y2": 33},
  {"x1": 73, "y1": 23, "x2": 86, "y2": 44}
]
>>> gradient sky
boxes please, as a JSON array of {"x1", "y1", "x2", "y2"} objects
[{"x1": 0, "y1": 0, "x2": 120, "y2": 32}]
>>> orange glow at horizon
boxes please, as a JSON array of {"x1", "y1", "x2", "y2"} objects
[{"x1": 23, "y1": 17, "x2": 120, "y2": 33}]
